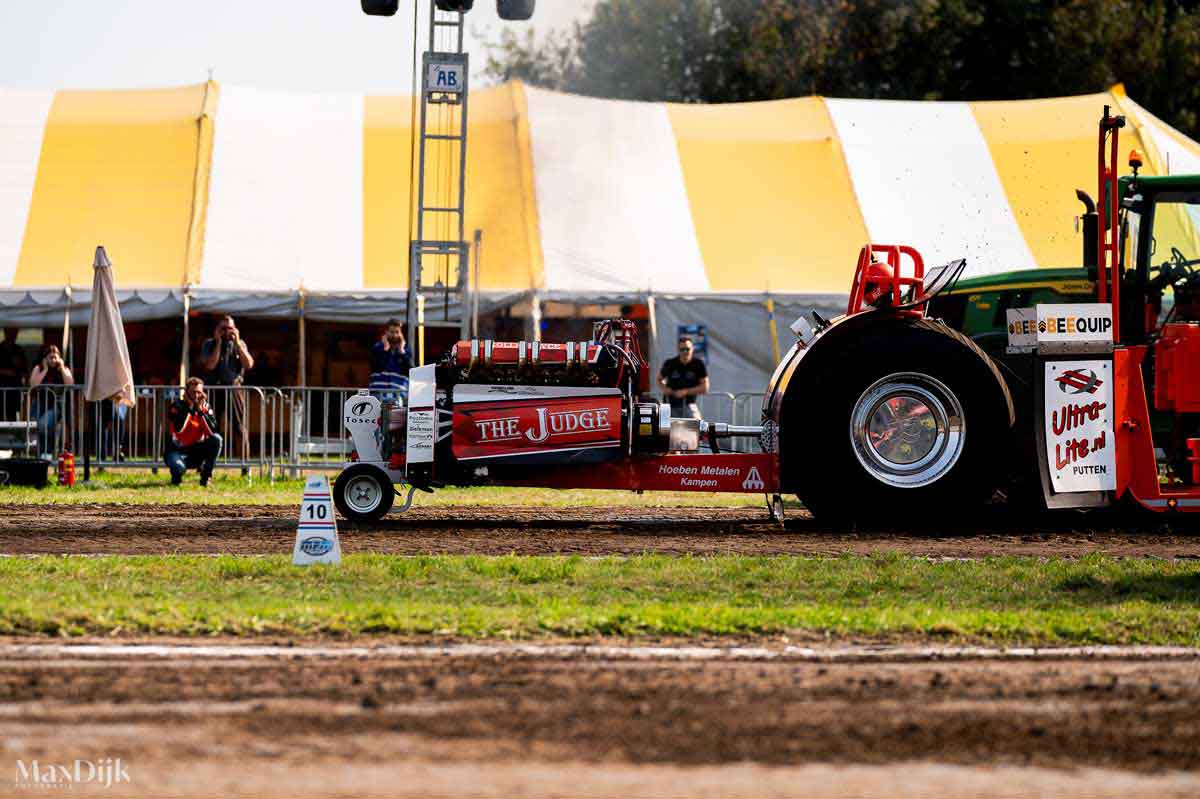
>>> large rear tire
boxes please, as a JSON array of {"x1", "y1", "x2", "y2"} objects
[
  {"x1": 334, "y1": 464, "x2": 395, "y2": 523},
  {"x1": 787, "y1": 320, "x2": 1012, "y2": 524}
]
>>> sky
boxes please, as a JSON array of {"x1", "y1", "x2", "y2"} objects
[{"x1": 0, "y1": 0, "x2": 592, "y2": 92}]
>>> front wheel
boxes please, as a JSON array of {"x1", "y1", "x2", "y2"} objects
[{"x1": 334, "y1": 464, "x2": 395, "y2": 523}]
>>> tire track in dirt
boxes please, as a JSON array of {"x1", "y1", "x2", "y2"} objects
[
  {"x1": 0, "y1": 504, "x2": 1195, "y2": 557},
  {"x1": 2, "y1": 644, "x2": 1198, "y2": 787}
]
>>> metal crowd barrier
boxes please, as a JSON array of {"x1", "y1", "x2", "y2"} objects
[
  {"x1": 0, "y1": 385, "x2": 286, "y2": 480},
  {"x1": 695, "y1": 392, "x2": 735, "y2": 426},
  {"x1": 0, "y1": 385, "x2": 771, "y2": 479},
  {"x1": 0, "y1": 386, "x2": 64, "y2": 458},
  {"x1": 731, "y1": 392, "x2": 766, "y2": 453},
  {"x1": 284, "y1": 387, "x2": 368, "y2": 474},
  {"x1": 76, "y1": 385, "x2": 286, "y2": 479}
]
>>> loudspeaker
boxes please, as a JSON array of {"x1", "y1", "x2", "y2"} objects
[
  {"x1": 497, "y1": 0, "x2": 535, "y2": 20},
  {"x1": 361, "y1": 0, "x2": 399, "y2": 16}
]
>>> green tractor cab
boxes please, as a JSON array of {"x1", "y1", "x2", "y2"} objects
[
  {"x1": 923, "y1": 151, "x2": 1200, "y2": 500},
  {"x1": 929, "y1": 268, "x2": 1096, "y2": 361}
]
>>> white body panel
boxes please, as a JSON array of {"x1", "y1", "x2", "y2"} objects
[
  {"x1": 343, "y1": 392, "x2": 383, "y2": 462},
  {"x1": 406, "y1": 364, "x2": 437, "y2": 468}
]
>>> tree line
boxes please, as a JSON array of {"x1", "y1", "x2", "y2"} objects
[{"x1": 485, "y1": 0, "x2": 1200, "y2": 139}]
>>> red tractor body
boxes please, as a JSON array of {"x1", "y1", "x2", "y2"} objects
[{"x1": 333, "y1": 109, "x2": 1200, "y2": 523}]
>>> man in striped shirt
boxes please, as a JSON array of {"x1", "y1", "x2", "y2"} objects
[{"x1": 369, "y1": 318, "x2": 412, "y2": 403}]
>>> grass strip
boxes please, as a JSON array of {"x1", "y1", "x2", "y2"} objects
[
  {"x1": 0, "y1": 553, "x2": 1196, "y2": 645},
  {"x1": 0, "y1": 471, "x2": 763, "y2": 508}
]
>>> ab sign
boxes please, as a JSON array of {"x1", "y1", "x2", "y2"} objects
[{"x1": 426, "y1": 59, "x2": 466, "y2": 97}]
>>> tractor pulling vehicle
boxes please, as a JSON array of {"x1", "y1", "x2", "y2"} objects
[{"x1": 333, "y1": 109, "x2": 1200, "y2": 523}]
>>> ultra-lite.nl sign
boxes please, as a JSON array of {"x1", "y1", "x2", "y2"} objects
[{"x1": 1043, "y1": 360, "x2": 1116, "y2": 493}]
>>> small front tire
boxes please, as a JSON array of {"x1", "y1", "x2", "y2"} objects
[{"x1": 334, "y1": 464, "x2": 395, "y2": 523}]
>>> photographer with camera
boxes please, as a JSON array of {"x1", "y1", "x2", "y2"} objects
[
  {"x1": 164, "y1": 377, "x2": 222, "y2": 487},
  {"x1": 198, "y1": 315, "x2": 253, "y2": 467},
  {"x1": 369, "y1": 318, "x2": 412, "y2": 403},
  {"x1": 28, "y1": 344, "x2": 74, "y2": 455}
]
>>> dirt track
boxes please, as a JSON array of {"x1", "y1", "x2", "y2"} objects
[
  {"x1": 0, "y1": 503, "x2": 1197, "y2": 557},
  {"x1": 1, "y1": 642, "x2": 1198, "y2": 798},
  {"x1": 3, "y1": 507, "x2": 1199, "y2": 796}
]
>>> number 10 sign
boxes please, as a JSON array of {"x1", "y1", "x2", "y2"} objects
[{"x1": 293, "y1": 474, "x2": 342, "y2": 566}]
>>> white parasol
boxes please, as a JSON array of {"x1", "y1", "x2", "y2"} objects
[{"x1": 84, "y1": 246, "x2": 135, "y2": 407}]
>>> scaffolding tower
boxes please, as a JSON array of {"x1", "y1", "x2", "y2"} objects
[{"x1": 408, "y1": 0, "x2": 472, "y2": 361}]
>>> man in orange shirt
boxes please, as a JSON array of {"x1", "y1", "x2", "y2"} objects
[{"x1": 164, "y1": 377, "x2": 222, "y2": 487}]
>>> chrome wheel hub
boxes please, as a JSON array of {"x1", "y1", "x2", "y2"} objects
[
  {"x1": 850, "y1": 372, "x2": 965, "y2": 488},
  {"x1": 345, "y1": 474, "x2": 383, "y2": 514}
]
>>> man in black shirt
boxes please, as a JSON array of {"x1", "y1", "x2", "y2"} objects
[
  {"x1": 199, "y1": 315, "x2": 254, "y2": 465},
  {"x1": 658, "y1": 337, "x2": 709, "y2": 418}
]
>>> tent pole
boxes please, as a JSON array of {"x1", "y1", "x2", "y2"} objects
[
  {"x1": 180, "y1": 285, "x2": 191, "y2": 387},
  {"x1": 297, "y1": 289, "x2": 307, "y2": 387},
  {"x1": 471, "y1": 229, "x2": 482, "y2": 338},
  {"x1": 530, "y1": 291, "x2": 542, "y2": 342},
  {"x1": 62, "y1": 282, "x2": 87, "y2": 479},
  {"x1": 62, "y1": 284, "x2": 72, "y2": 367},
  {"x1": 765, "y1": 292, "x2": 781, "y2": 365},
  {"x1": 82, "y1": 398, "x2": 90, "y2": 482},
  {"x1": 646, "y1": 291, "x2": 658, "y2": 376}
]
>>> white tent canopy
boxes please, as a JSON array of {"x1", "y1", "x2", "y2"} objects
[{"x1": 2, "y1": 81, "x2": 1198, "y2": 390}]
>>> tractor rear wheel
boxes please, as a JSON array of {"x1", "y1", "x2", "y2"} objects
[
  {"x1": 789, "y1": 320, "x2": 1011, "y2": 524},
  {"x1": 334, "y1": 464, "x2": 395, "y2": 523}
]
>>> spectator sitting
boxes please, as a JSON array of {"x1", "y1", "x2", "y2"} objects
[
  {"x1": 658, "y1": 336, "x2": 709, "y2": 419},
  {"x1": 369, "y1": 318, "x2": 412, "y2": 402},
  {"x1": 29, "y1": 344, "x2": 73, "y2": 455},
  {"x1": 165, "y1": 377, "x2": 222, "y2": 487}
]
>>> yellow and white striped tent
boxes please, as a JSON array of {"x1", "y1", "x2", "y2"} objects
[{"x1": 1, "y1": 80, "x2": 1198, "y2": 327}]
